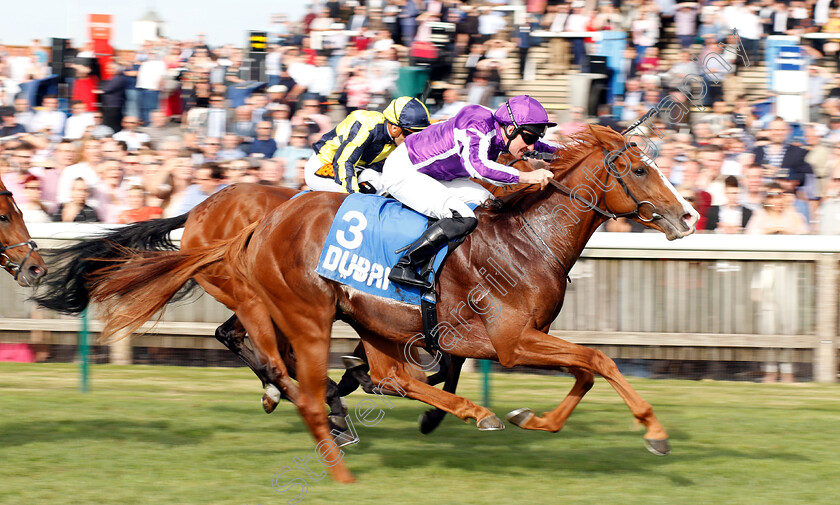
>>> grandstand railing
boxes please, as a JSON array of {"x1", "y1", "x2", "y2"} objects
[{"x1": 1, "y1": 224, "x2": 837, "y2": 382}]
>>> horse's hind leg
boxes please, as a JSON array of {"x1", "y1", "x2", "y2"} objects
[
  {"x1": 506, "y1": 365, "x2": 594, "y2": 432},
  {"x1": 497, "y1": 327, "x2": 669, "y2": 454},
  {"x1": 336, "y1": 342, "x2": 370, "y2": 395},
  {"x1": 281, "y1": 321, "x2": 355, "y2": 483},
  {"x1": 215, "y1": 314, "x2": 291, "y2": 411},
  {"x1": 359, "y1": 332, "x2": 502, "y2": 429},
  {"x1": 419, "y1": 355, "x2": 465, "y2": 435},
  {"x1": 250, "y1": 279, "x2": 356, "y2": 482},
  {"x1": 220, "y1": 307, "x2": 350, "y2": 434}
]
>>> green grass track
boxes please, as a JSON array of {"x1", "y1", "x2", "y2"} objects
[{"x1": 2, "y1": 363, "x2": 839, "y2": 505}]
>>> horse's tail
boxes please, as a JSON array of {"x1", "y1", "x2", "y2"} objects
[
  {"x1": 30, "y1": 214, "x2": 190, "y2": 315},
  {"x1": 87, "y1": 221, "x2": 260, "y2": 342}
]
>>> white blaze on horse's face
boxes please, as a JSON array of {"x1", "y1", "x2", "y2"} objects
[{"x1": 638, "y1": 152, "x2": 700, "y2": 240}]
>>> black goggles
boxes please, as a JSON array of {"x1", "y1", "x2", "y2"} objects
[
  {"x1": 519, "y1": 129, "x2": 540, "y2": 145},
  {"x1": 400, "y1": 126, "x2": 424, "y2": 136},
  {"x1": 519, "y1": 126, "x2": 546, "y2": 146}
]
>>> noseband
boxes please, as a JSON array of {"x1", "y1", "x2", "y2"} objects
[{"x1": 0, "y1": 190, "x2": 39, "y2": 280}]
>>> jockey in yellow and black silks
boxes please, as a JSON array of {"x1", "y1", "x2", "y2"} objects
[{"x1": 305, "y1": 96, "x2": 431, "y2": 194}]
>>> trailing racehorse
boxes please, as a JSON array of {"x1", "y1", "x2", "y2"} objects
[
  {"x1": 31, "y1": 183, "x2": 449, "y2": 431},
  {"x1": 71, "y1": 125, "x2": 699, "y2": 483},
  {"x1": 0, "y1": 179, "x2": 46, "y2": 286},
  {"x1": 32, "y1": 184, "x2": 307, "y2": 401}
]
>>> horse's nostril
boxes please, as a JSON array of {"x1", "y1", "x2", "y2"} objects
[{"x1": 29, "y1": 265, "x2": 46, "y2": 278}]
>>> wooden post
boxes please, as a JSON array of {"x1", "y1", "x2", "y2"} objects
[
  {"x1": 79, "y1": 309, "x2": 89, "y2": 393},
  {"x1": 480, "y1": 359, "x2": 491, "y2": 407},
  {"x1": 109, "y1": 328, "x2": 133, "y2": 365},
  {"x1": 815, "y1": 254, "x2": 838, "y2": 383}
]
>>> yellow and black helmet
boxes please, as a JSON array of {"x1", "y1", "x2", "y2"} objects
[{"x1": 383, "y1": 96, "x2": 431, "y2": 132}]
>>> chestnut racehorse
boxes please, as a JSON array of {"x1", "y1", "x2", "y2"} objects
[
  {"x1": 75, "y1": 125, "x2": 699, "y2": 483},
  {"x1": 0, "y1": 179, "x2": 46, "y2": 286}
]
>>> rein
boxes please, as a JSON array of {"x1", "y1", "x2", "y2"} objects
[
  {"x1": 507, "y1": 132, "x2": 664, "y2": 282},
  {"x1": 541, "y1": 147, "x2": 661, "y2": 223},
  {"x1": 0, "y1": 190, "x2": 39, "y2": 280}
]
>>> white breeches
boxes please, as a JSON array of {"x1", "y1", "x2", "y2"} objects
[{"x1": 380, "y1": 143, "x2": 492, "y2": 220}]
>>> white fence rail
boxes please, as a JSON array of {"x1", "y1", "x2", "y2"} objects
[{"x1": 2, "y1": 226, "x2": 837, "y2": 381}]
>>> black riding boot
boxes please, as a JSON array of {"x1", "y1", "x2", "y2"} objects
[{"x1": 388, "y1": 213, "x2": 477, "y2": 289}]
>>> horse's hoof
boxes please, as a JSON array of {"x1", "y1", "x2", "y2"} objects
[
  {"x1": 418, "y1": 408, "x2": 446, "y2": 435},
  {"x1": 333, "y1": 432, "x2": 359, "y2": 448},
  {"x1": 262, "y1": 385, "x2": 281, "y2": 414},
  {"x1": 330, "y1": 417, "x2": 359, "y2": 448},
  {"x1": 644, "y1": 438, "x2": 671, "y2": 456},
  {"x1": 505, "y1": 408, "x2": 535, "y2": 428},
  {"x1": 329, "y1": 414, "x2": 348, "y2": 432},
  {"x1": 261, "y1": 394, "x2": 277, "y2": 414},
  {"x1": 341, "y1": 355, "x2": 366, "y2": 370},
  {"x1": 476, "y1": 415, "x2": 505, "y2": 431}
]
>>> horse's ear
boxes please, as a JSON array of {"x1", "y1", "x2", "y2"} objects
[{"x1": 587, "y1": 123, "x2": 621, "y2": 150}]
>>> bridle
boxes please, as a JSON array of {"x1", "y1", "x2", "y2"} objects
[
  {"x1": 512, "y1": 134, "x2": 665, "y2": 224},
  {"x1": 511, "y1": 120, "x2": 666, "y2": 281},
  {"x1": 0, "y1": 190, "x2": 39, "y2": 280},
  {"x1": 510, "y1": 105, "x2": 665, "y2": 222},
  {"x1": 531, "y1": 144, "x2": 662, "y2": 223}
]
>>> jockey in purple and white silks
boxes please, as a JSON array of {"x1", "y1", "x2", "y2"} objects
[{"x1": 383, "y1": 94, "x2": 558, "y2": 289}]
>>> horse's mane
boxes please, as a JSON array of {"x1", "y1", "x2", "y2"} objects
[{"x1": 481, "y1": 125, "x2": 616, "y2": 212}]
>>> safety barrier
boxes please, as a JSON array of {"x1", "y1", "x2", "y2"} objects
[{"x1": 1, "y1": 224, "x2": 837, "y2": 382}]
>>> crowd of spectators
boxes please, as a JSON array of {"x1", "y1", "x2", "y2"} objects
[{"x1": 0, "y1": 0, "x2": 839, "y2": 237}]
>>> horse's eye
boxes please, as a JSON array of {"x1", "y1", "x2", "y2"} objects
[
  {"x1": 633, "y1": 167, "x2": 646, "y2": 176},
  {"x1": 0, "y1": 215, "x2": 9, "y2": 222}
]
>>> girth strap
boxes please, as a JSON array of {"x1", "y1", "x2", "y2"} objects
[{"x1": 420, "y1": 291, "x2": 439, "y2": 353}]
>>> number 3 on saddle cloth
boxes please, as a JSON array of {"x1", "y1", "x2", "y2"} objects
[
  {"x1": 316, "y1": 193, "x2": 477, "y2": 306},
  {"x1": 318, "y1": 194, "x2": 479, "y2": 354}
]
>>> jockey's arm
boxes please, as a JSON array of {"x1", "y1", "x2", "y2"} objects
[
  {"x1": 332, "y1": 120, "x2": 371, "y2": 193},
  {"x1": 462, "y1": 129, "x2": 523, "y2": 186}
]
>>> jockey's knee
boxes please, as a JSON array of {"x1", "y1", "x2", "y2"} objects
[
  {"x1": 442, "y1": 198, "x2": 476, "y2": 220},
  {"x1": 441, "y1": 210, "x2": 478, "y2": 236}
]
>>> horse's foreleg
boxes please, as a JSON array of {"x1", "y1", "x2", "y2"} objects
[
  {"x1": 360, "y1": 333, "x2": 503, "y2": 430},
  {"x1": 496, "y1": 328, "x2": 669, "y2": 454}
]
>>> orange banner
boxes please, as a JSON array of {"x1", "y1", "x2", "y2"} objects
[{"x1": 88, "y1": 14, "x2": 112, "y2": 41}]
